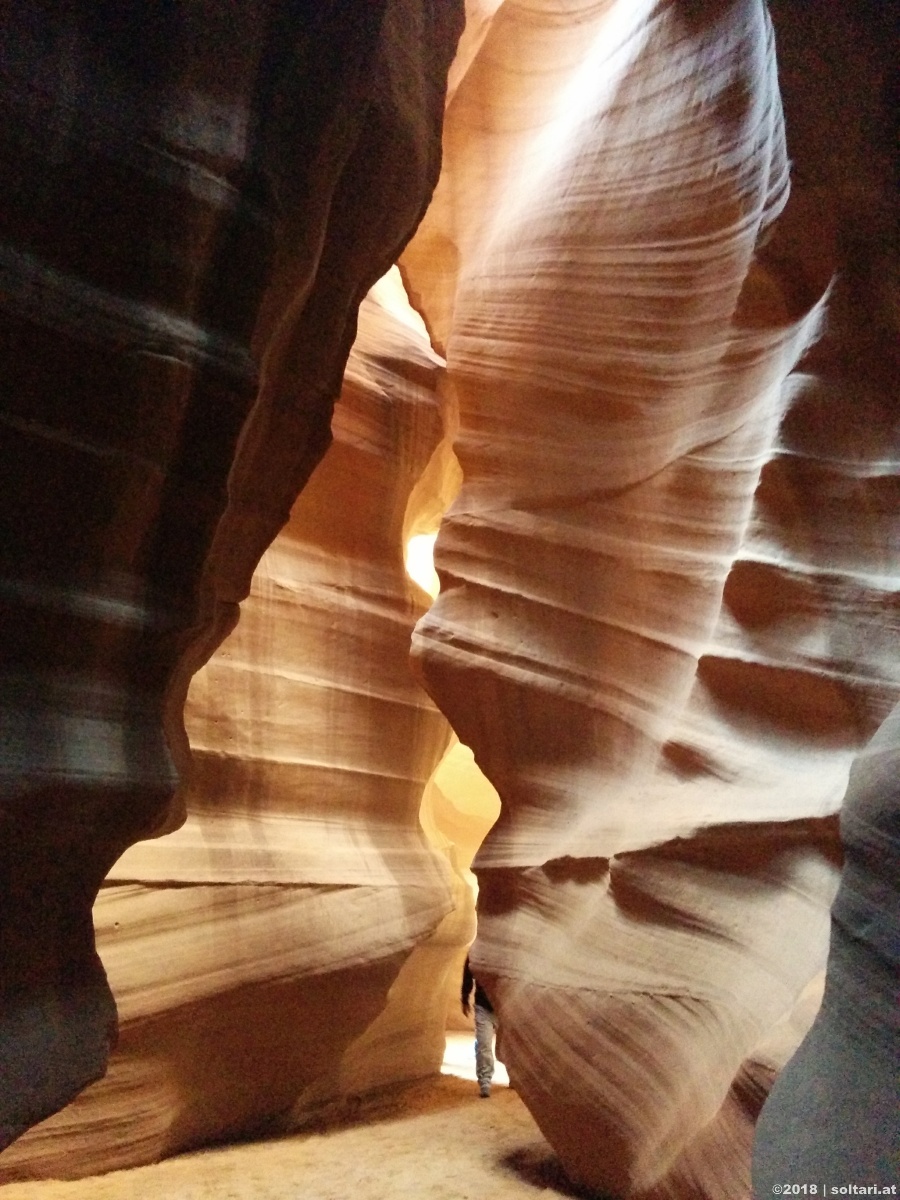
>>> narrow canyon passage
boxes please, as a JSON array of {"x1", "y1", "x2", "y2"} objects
[{"x1": 1, "y1": 2, "x2": 896, "y2": 1198}]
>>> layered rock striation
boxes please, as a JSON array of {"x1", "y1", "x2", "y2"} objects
[
  {"x1": 0, "y1": 270, "x2": 467, "y2": 1180},
  {"x1": 0, "y1": 0, "x2": 463, "y2": 1155},
  {"x1": 403, "y1": 0, "x2": 899, "y2": 1195},
  {"x1": 0, "y1": 0, "x2": 896, "y2": 1194}
]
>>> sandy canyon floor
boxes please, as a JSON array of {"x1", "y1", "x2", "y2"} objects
[{"x1": 0, "y1": 1039, "x2": 589, "y2": 1200}]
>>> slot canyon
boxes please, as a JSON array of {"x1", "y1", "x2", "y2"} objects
[{"x1": 0, "y1": 2, "x2": 897, "y2": 1199}]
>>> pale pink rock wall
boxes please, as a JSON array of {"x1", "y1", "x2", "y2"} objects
[{"x1": 402, "y1": 0, "x2": 899, "y2": 1195}]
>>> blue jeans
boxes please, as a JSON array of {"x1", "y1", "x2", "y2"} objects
[{"x1": 474, "y1": 1003, "x2": 499, "y2": 1087}]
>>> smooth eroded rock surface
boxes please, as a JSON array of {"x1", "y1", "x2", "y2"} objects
[
  {"x1": 402, "y1": 0, "x2": 898, "y2": 1194},
  {"x1": 0, "y1": 0, "x2": 463, "y2": 1157},
  {"x1": 0, "y1": 271, "x2": 476, "y2": 1178},
  {"x1": 1, "y1": 1, "x2": 896, "y2": 1195}
]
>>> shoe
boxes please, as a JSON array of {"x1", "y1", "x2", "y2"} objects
[{"x1": 479, "y1": 1084, "x2": 491, "y2": 1098}]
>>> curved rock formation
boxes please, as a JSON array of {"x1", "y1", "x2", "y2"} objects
[
  {"x1": 1, "y1": 0, "x2": 896, "y2": 1194},
  {"x1": 0, "y1": 272, "x2": 469, "y2": 1179},
  {"x1": 752, "y1": 1, "x2": 900, "y2": 1189},
  {"x1": 0, "y1": 0, "x2": 463, "y2": 1155},
  {"x1": 402, "y1": 0, "x2": 898, "y2": 1195}
]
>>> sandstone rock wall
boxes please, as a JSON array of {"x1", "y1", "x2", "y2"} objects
[
  {"x1": 0, "y1": 0, "x2": 463, "y2": 1157},
  {"x1": 753, "y1": 700, "x2": 900, "y2": 1194},
  {"x1": 1, "y1": 0, "x2": 896, "y2": 1195},
  {"x1": 752, "y1": 1, "x2": 900, "y2": 1189},
  {"x1": 402, "y1": 1, "x2": 899, "y2": 1195},
  {"x1": 0, "y1": 273, "x2": 476, "y2": 1179}
]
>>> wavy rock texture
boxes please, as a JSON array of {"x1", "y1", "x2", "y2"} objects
[
  {"x1": 0, "y1": 0, "x2": 463, "y2": 1157},
  {"x1": 1, "y1": 0, "x2": 896, "y2": 1194},
  {"x1": 402, "y1": 0, "x2": 899, "y2": 1195},
  {"x1": 751, "y1": 2, "x2": 900, "y2": 1190},
  {"x1": 420, "y1": 735, "x2": 502, "y2": 1034},
  {"x1": 0, "y1": 275, "x2": 466, "y2": 1181}
]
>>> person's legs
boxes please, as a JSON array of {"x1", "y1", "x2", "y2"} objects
[{"x1": 474, "y1": 1004, "x2": 497, "y2": 1096}]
